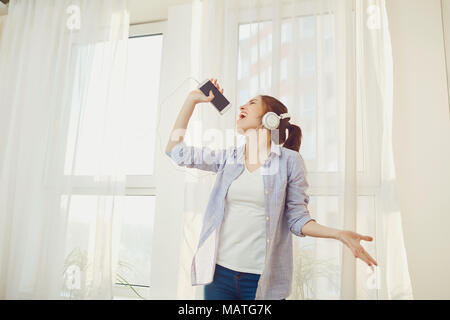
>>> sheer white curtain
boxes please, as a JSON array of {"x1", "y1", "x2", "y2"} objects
[
  {"x1": 232, "y1": 0, "x2": 412, "y2": 300},
  {"x1": 0, "y1": 0, "x2": 129, "y2": 299},
  {"x1": 153, "y1": 0, "x2": 234, "y2": 300},
  {"x1": 0, "y1": 15, "x2": 6, "y2": 41},
  {"x1": 443, "y1": 0, "x2": 450, "y2": 99},
  {"x1": 157, "y1": 0, "x2": 412, "y2": 300}
]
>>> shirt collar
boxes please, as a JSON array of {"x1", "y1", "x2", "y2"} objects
[
  {"x1": 235, "y1": 136, "x2": 281, "y2": 158},
  {"x1": 270, "y1": 142, "x2": 282, "y2": 156}
]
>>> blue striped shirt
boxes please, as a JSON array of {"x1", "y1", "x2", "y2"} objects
[{"x1": 166, "y1": 139, "x2": 315, "y2": 300}]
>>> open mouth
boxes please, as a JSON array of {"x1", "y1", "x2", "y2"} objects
[{"x1": 238, "y1": 111, "x2": 248, "y2": 120}]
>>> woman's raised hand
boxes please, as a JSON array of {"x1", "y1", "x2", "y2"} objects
[
  {"x1": 210, "y1": 78, "x2": 224, "y2": 94},
  {"x1": 187, "y1": 78, "x2": 224, "y2": 105}
]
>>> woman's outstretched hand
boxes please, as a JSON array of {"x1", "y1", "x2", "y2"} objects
[
  {"x1": 299, "y1": 221, "x2": 378, "y2": 270},
  {"x1": 187, "y1": 78, "x2": 224, "y2": 105},
  {"x1": 337, "y1": 230, "x2": 378, "y2": 270}
]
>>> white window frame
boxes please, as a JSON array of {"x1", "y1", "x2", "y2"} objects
[
  {"x1": 61, "y1": 21, "x2": 167, "y2": 197},
  {"x1": 124, "y1": 21, "x2": 167, "y2": 197},
  {"x1": 113, "y1": 20, "x2": 167, "y2": 299},
  {"x1": 59, "y1": 21, "x2": 166, "y2": 300}
]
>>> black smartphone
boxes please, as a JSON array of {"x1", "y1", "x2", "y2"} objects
[{"x1": 198, "y1": 78, "x2": 231, "y2": 114}]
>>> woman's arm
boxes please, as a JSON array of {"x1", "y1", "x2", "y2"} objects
[
  {"x1": 165, "y1": 93, "x2": 212, "y2": 154},
  {"x1": 165, "y1": 78, "x2": 231, "y2": 173},
  {"x1": 164, "y1": 96, "x2": 197, "y2": 154},
  {"x1": 301, "y1": 220, "x2": 378, "y2": 268},
  {"x1": 165, "y1": 78, "x2": 222, "y2": 154},
  {"x1": 286, "y1": 152, "x2": 378, "y2": 268}
]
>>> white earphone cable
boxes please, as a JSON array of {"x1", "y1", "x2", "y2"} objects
[{"x1": 159, "y1": 76, "x2": 200, "y2": 108}]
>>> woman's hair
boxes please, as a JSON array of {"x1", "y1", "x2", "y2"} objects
[{"x1": 260, "y1": 95, "x2": 302, "y2": 152}]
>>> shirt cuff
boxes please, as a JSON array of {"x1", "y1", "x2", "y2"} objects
[
  {"x1": 297, "y1": 217, "x2": 316, "y2": 237},
  {"x1": 166, "y1": 140, "x2": 186, "y2": 165}
]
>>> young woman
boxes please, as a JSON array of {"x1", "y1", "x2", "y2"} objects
[{"x1": 165, "y1": 78, "x2": 378, "y2": 300}]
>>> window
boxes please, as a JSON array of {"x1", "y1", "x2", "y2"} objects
[
  {"x1": 113, "y1": 24, "x2": 164, "y2": 299},
  {"x1": 234, "y1": 4, "x2": 374, "y2": 299},
  {"x1": 62, "y1": 21, "x2": 165, "y2": 300},
  {"x1": 237, "y1": 14, "x2": 338, "y2": 172}
]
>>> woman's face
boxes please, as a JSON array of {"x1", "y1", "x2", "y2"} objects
[{"x1": 236, "y1": 95, "x2": 266, "y2": 133}]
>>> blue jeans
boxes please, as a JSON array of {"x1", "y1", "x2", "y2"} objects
[
  {"x1": 204, "y1": 264, "x2": 260, "y2": 300},
  {"x1": 204, "y1": 264, "x2": 286, "y2": 300}
]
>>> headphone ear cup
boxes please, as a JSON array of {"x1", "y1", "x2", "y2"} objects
[{"x1": 262, "y1": 112, "x2": 280, "y2": 130}]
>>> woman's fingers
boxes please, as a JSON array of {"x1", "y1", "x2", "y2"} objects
[
  {"x1": 360, "y1": 234, "x2": 373, "y2": 241},
  {"x1": 208, "y1": 77, "x2": 225, "y2": 94},
  {"x1": 207, "y1": 90, "x2": 214, "y2": 101},
  {"x1": 340, "y1": 231, "x2": 378, "y2": 268},
  {"x1": 363, "y1": 249, "x2": 378, "y2": 266},
  {"x1": 353, "y1": 245, "x2": 378, "y2": 267},
  {"x1": 210, "y1": 78, "x2": 224, "y2": 92},
  {"x1": 353, "y1": 247, "x2": 372, "y2": 266},
  {"x1": 363, "y1": 253, "x2": 377, "y2": 272},
  {"x1": 198, "y1": 89, "x2": 214, "y2": 102}
]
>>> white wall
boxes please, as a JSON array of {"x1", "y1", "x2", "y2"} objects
[{"x1": 387, "y1": 0, "x2": 450, "y2": 299}]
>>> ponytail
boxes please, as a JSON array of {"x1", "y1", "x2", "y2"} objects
[
  {"x1": 269, "y1": 119, "x2": 302, "y2": 152},
  {"x1": 283, "y1": 123, "x2": 302, "y2": 152},
  {"x1": 260, "y1": 95, "x2": 303, "y2": 152}
]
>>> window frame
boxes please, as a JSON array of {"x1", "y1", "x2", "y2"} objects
[
  {"x1": 61, "y1": 21, "x2": 166, "y2": 197},
  {"x1": 59, "y1": 20, "x2": 166, "y2": 299},
  {"x1": 111, "y1": 21, "x2": 166, "y2": 299},
  {"x1": 124, "y1": 21, "x2": 166, "y2": 197}
]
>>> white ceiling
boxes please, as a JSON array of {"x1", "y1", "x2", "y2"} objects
[{"x1": 0, "y1": 0, "x2": 194, "y2": 22}]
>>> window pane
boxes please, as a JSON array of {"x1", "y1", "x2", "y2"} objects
[
  {"x1": 115, "y1": 196, "x2": 155, "y2": 288},
  {"x1": 237, "y1": 20, "x2": 273, "y2": 104},
  {"x1": 65, "y1": 35, "x2": 163, "y2": 176},
  {"x1": 123, "y1": 35, "x2": 163, "y2": 175},
  {"x1": 62, "y1": 195, "x2": 155, "y2": 299},
  {"x1": 237, "y1": 15, "x2": 340, "y2": 172},
  {"x1": 293, "y1": 195, "x2": 341, "y2": 300}
]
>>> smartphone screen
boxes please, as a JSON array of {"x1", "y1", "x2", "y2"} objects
[{"x1": 198, "y1": 79, "x2": 231, "y2": 114}]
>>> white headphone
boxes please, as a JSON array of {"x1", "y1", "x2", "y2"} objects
[{"x1": 261, "y1": 112, "x2": 291, "y2": 130}]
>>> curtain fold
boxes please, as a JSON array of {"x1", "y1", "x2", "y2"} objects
[
  {"x1": 442, "y1": 0, "x2": 450, "y2": 105},
  {"x1": 0, "y1": 15, "x2": 6, "y2": 42},
  {"x1": 157, "y1": 0, "x2": 412, "y2": 300},
  {"x1": 353, "y1": 0, "x2": 413, "y2": 299},
  {"x1": 0, "y1": 0, "x2": 129, "y2": 299}
]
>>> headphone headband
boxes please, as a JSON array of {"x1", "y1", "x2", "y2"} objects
[{"x1": 261, "y1": 112, "x2": 291, "y2": 130}]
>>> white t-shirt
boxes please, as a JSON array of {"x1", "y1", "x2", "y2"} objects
[{"x1": 216, "y1": 166, "x2": 267, "y2": 274}]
